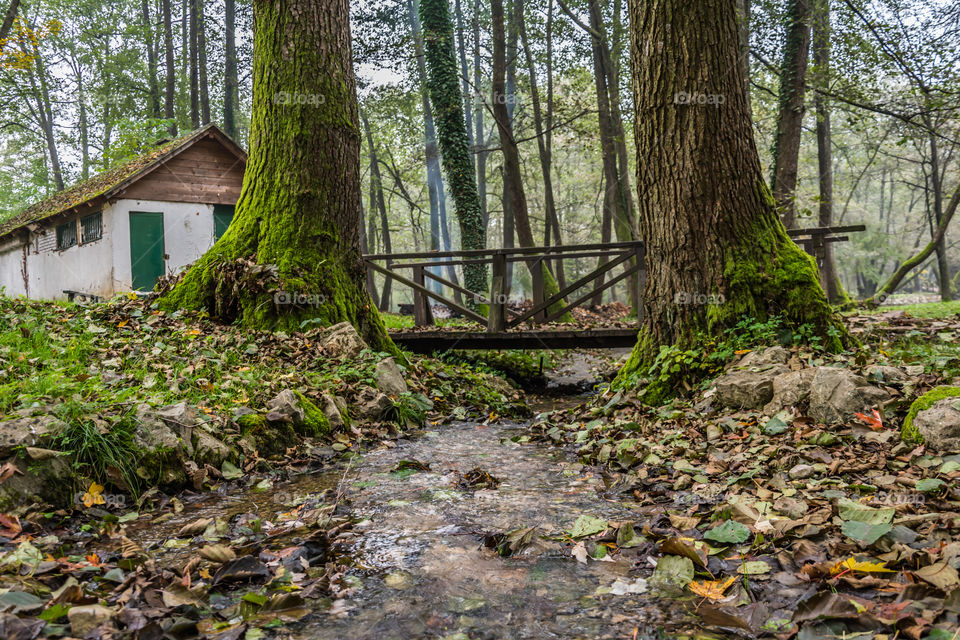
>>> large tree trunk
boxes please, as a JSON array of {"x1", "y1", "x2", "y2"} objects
[
  {"x1": 621, "y1": 0, "x2": 842, "y2": 377},
  {"x1": 420, "y1": 0, "x2": 488, "y2": 298},
  {"x1": 159, "y1": 0, "x2": 392, "y2": 352},
  {"x1": 770, "y1": 0, "x2": 811, "y2": 229},
  {"x1": 162, "y1": 0, "x2": 176, "y2": 135},
  {"x1": 224, "y1": 0, "x2": 238, "y2": 138},
  {"x1": 811, "y1": 0, "x2": 846, "y2": 304}
]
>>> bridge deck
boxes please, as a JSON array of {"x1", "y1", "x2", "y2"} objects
[{"x1": 390, "y1": 328, "x2": 638, "y2": 352}]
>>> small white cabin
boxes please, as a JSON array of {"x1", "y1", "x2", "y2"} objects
[{"x1": 0, "y1": 124, "x2": 246, "y2": 300}]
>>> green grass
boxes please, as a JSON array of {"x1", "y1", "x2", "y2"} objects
[{"x1": 877, "y1": 299, "x2": 960, "y2": 318}]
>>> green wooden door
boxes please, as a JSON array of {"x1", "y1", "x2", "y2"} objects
[
  {"x1": 129, "y1": 212, "x2": 165, "y2": 292},
  {"x1": 213, "y1": 205, "x2": 235, "y2": 242}
]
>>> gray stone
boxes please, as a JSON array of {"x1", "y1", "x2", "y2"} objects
[
  {"x1": 375, "y1": 357, "x2": 408, "y2": 396},
  {"x1": 355, "y1": 387, "x2": 394, "y2": 421},
  {"x1": 763, "y1": 369, "x2": 815, "y2": 415},
  {"x1": 193, "y1": 431, "x2": 232, "y2": 467},
  {"x1": 788, "y1": 464, "x2": 815, "y2": 480},
  {"x1": 68, "y1": 604, "x2": 113, "y2": 636},
  {"x1": 773, "y1": 496, "x2": 808, "y2": 519},
  {"x1": 134, "y1": 404, "x2": 189, "y2": 457},
  {"x1": 912, "y1": 397, "x2": 960, "y2": 453},
  {"x1": 266, "y1": 390, "x2": 305, "y2": 425},
  {"x1": 864, "y1": 365, "x2": 910, "y2": 386},
  {"x1": 0, "y1": 415, "x2": 65, "y2": 457},
  {"x1": 320, "y1": 322, "x2": 368, "y2": 359},
  {"x1": 0, "y1": 455, "x2": 73, "y2": 511},
  {"x1": 808, "y1": 367, "x2": 891, "y2": 424},
  {"x1": 735, "y1": 346, "x2": 790, "y2": 369},
  {"x1": 321, "y1": 393, "x2": 346, "y2": 429},
  {"x1": 715, "y1": 365, "x2": 790, "y2": 409}
]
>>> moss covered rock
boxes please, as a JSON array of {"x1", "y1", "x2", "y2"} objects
[{"x1": 902, "y1": 386, "x2": 960, "y2": 448}]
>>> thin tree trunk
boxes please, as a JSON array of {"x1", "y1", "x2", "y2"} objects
[
  {"x1": 473, "y1": 0, "x2": 489, "y2": 233},
  {"x1": 358, "y1": 189, "x2": 380, "y2": 309},
  {"x1": 224, "y1": 0, "x2": 238, "y2": 138},
  {"x1": 362, "y1": 112, "x2": 393, "y2": 312},
  {"x1": 770, "y1": 0, "x2": 811, "y2": 228},
  {"x1": 926, "y1": 127, "x2": 952, "y2": 301},
  {"x1": 162, "y1": 0, "x2": 393, "y2": 352},
  {"x1": 162, "y1": 0, "x2": 176, "y2": 135},
  {"x1": 812, "y1": 0, "x2": 845, "y2": 303},
  {"x1": 78, "y1": 69, "x2": 90, "y2": 180},
  {"x1": 197, "y1": 0, "x2": 210, "y2": 125},
  {"x1": 28, "y1": 57, "x2": 63, "y2": 190},
  {"x1": 188, "y1": 0, "x2": 199, "y2": 128},
  {"x1": 622, "y1": 0, "x2": 843, "y2": 375},
  {"x1": 455, "y1": 0, "x2": 474, "y2": 174},
  {"x1": 0, "y1": 0, "x2": 19, "y2": 43},
  {"x1": 141, "y1": 0, "x2": 162, "y2": 117}
]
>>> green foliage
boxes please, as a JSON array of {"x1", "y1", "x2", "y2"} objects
[{"x1": 439, "y1": 349, "x2": 548, "y2": 386}]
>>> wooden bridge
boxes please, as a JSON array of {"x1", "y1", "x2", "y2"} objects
[{"x1": 364, "y1": 225, "x2": 864, "y2": 353}]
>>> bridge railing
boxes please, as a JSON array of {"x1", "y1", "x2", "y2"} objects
[{"x1": 363, "y1": 241, "x2": 646, "y2": 332}]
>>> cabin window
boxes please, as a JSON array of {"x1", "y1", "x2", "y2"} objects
[
  {"x1": 81, "y1": 212, "x2": 102, "y2": 243},
  {"x1": 56, "y1": 221, "x2": 77, "y2": 250}
]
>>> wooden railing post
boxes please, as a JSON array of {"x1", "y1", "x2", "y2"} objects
[
  {"x1": 531, "y1": 256, "x2": 546, "y2": 324},
  {"x1": 635, "y1": 244, "x2": 646, "y2": 325},
  {"x1": 412, "y1": 265, "x2": 434, "y2": 327},
  {"x1": 488, "y1": 251, "x2": 507, "y2": 332}
]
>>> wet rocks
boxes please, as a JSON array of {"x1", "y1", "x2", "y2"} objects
[
  {"x1": 807, "y1": 367, "x2": 891, "y2": 424},
  {"x1": 911, "y1": 396, "x2": 960, "y2": 453},
  {"x1": 0, "y1": 415, "x2": 65, "y2": 457},
  {"x1": 375, "y1": 357, "x2": 408, "y2": 396}
]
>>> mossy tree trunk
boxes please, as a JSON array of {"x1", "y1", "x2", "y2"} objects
[
  {"x1": 159, "y1": 0, "x2": 393, "y2": 354},
  {"x1": 419, "y1": 0, "x2": 488, "y2": 299},
  {"x1": 621, "y1": 0, "x2": 844, "y2": 376}
]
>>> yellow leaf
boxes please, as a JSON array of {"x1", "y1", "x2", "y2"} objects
[
  {"x1": 830, "y1": 557, "x2": 895, "y2": 575},
  {"x1": 82, "y1": 482, "x2": 105, "y2": 508},
  {"x1": 734, "y1": 349, "x2": 752, "y2": 355},
  {"x1": 688, "y1": 576, "x2": 737, "y2": 600}
]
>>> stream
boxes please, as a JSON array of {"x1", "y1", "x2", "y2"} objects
[{"x1": 112, "y1": 351, "x2": 687, "y2": 639}]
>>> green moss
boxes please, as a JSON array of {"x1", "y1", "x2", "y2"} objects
[
  {"x1": 293, "y1": 390, "x2": 332, "y2": 436},
  {"x1": 237, "y1": 412, "x2": 298, "y2": 457},
  {"x1": 902, "y1": 386, "x2": 960, "y2": 444}
]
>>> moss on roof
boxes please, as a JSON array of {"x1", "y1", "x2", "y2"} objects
[{"x1": 0, "y1": 124, "x2": 240, "y2": 239}]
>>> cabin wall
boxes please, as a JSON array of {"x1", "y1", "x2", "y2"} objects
[
  {"x1": 0, "y1": 235, "x2": 28, "y2": 297},
  {"x1": 110, "y1": 198, "x2": 218, "y2": 290},
  {"x1": 27, "y1": 206, "x2": 116, "y2": 299}
]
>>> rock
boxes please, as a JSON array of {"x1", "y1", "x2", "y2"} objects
[
  {"x1": 0, "y1": 455, "x2": 73, "y2": 510},
  {"x1": 864, "y1": 365, "x2": 910, "y2": 386},
  {"x1": 706, "y1": 424, "x2": 722, "y2": 441},
  {"x1": 193, "y1": 431, "x2": 233, "y2": 467},
  {"x1": 320, "y1": 322, "x2": 368, "y2": 359},
  {"x1": 355, "y1": 387, "x2": 393, "y2": 421},
  {"x1": 788, "y1": 464, "x2": 815, "y2": 480},
  {"x1": 267, "y1": 390, "x2": 306, "y2": 425},
  {"x1": 715, "y1": 365, "x2": 790, "y2": 409},
  {"x1": 735, "y1": 346, "x2": 790, "y2": 369},
  {"x1": 807, "y1": 367, "x2": 891, "y2": 424},
  {"x1": 321, "y1": 393, "x2": 347, "y2": 430},
  {"x1": 763, "y1": 369, "x2": 815, "y2": 415},
  {"x1": 911, "y1": 395, "x2": 960, "y2": 453},
  {"x1": 134, "y1": 405, "x2": 190, "y2": 457},
  {"x1": 24, "y1": 447, "x2": 59, "y2": 461},
  {"x1": 0, "y1": 416, "x2": 65, "y2": 457},
  {"x1": 68, "y1": 604, "x2": 113, "y2": 636},
  {"x1": 375, "y1": 357, "x2": 408, "y2": 396},
  {"x1": 156, "y1": 402, "x2": 201, "y2": 428},
  {"x1": 773, "y1": 496, "x2": 807, "y2": 519}
]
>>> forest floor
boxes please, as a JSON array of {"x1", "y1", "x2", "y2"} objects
[{"x1": 0, "y1": 299, "x2": 959, "y2": 639}]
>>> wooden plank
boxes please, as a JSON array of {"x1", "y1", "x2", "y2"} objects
[
  {"x1": 366, "y1": 261, "x2": 487, "y2": 324},
  {"x1": 488, "y1": 252, "x2": 507, "y2": 332},
  {"x1": 390, "y1": 328, "x2": 639, "y2": 352},
  {"x1": 412, "y1": 266, "x2": 434, "y2": 327},
  {"x1": 365, "y1": 240, "x2": 643, "y2": 262},
  {"x1": 507, "y1": 250, "x2": 633, "y2": 327},
  {"x1": 385, "y1": 249, "x2": 638, "y2": 270}
]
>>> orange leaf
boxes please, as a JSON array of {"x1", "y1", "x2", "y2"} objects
[
  {"x1": 854, "y1": 410, "x2": 884, "y2": 431},
  {"x1": 688, "y1": 576, "x2": 737, "y2": 600}
]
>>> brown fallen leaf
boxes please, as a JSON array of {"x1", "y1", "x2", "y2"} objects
[{"x1": 0, "y1": 462, "x2": 22, "y2": 485}]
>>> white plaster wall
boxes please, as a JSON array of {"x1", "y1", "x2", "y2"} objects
[
  {"x1": 28, "y1": 206, "x2": 116, "y2": 299},
  {"x1": 0, "y1": 236, "x2": 28, "y2": 297},
  {"x1": 110, "y1": 199, "x2": 217, "y2": 291}
]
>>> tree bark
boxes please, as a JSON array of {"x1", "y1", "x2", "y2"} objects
[
  {"x1": 770, "y1": 0, "x2": 811, "y2": 229},
  {"x1": 811, "y1": 0, "x2": 846, "y2": 304},
  {"x1": 224, "y1": 0, "x2": 238, "y2": 138},
  {"x1": 160, "y1": 0, "x2": 393, "y2": 353},
  {"x1": 162, "y1": 0, "x2": 176, "y2": 135},
  {"x1": 621, "y1": 0, "x2": 843, "y2": 378},
  {"x1": 197, "y1": 0, "x2": 210, "y2": 125},
  {"x1": 0, "y1": 0, "x2": 19, "y2": 44},
  {"x1": 188, "y1": 0, "x2": 199, "y2": 128},
  {"x1": 420, "y1": 0, "x2": 488, "y2": 299},
  {"x1": 362, "y1": 111, "x2": 393, "y2": 312},
  {"x1": 141, "y1": 0, "x2": 162, "y2": 118},
  {"x1": 472, "y1": 0, "x2": 488, "y2": 233},
  {"x1": 926, "y1": 128, "x2": 952, "y2": 301}
]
